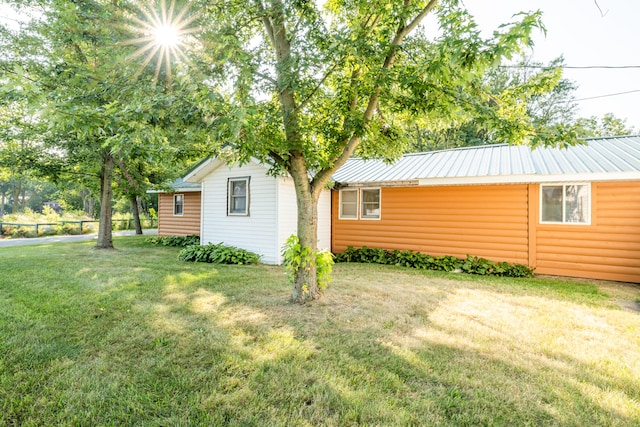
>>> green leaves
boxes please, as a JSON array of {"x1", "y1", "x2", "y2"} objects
[
  {"x1": 335, "y1": 246, "x2": 535, "y2": 278},
  {"x1": 282, "y1": 235, "x2": 333, "y2": 291},
  {"x1": 178, "y1": 243, "x2": 261, "y2": 265}
]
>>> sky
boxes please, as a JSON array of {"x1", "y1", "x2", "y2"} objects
[
  {"x1": 2, "y1": 0, "x2": 639, "y2": 129},
  {"x1": 463, "y1": 0, "x2": 640, "y2": 129}
]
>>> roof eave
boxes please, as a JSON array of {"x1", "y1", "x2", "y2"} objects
[{"x1": 417, "y1": 171, "x2": 640, "y2": 186}]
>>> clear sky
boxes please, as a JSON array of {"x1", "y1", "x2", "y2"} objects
[{"x1": 463, "y1": 0, "x2": 640, "y2": 129}]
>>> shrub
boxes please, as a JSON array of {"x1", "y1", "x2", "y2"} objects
[
  {"x1": 282, "y1": 235, "x2": 334, "y2": 291},
  {"x1": 335, "y1": 246, "x2": 534, "y2": 278},
  {"x1": 178, "y1": 243, "x2": 260, "y2": 265},
  {"x1": 146, "y1": 235, "x2": 200, "y2": 247}
]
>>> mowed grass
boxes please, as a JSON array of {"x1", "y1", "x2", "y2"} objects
[{"x1": 1, "y1": 237, "x2": 639, "y2": 426}]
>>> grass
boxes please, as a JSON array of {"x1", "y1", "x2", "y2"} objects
[{"x1": 1, "y1": 236, "x2": 639, "y2": 426}]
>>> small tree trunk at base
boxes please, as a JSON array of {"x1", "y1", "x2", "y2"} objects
[{"x1": 95, "y1": 151, "x2": 114, "y2": 249}]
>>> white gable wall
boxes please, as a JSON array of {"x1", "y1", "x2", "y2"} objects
[{"x1": 200, "y1": 162, "x2": 279, "y2": 264}]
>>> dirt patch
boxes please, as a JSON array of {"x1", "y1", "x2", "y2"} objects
[{"x1": 617, "y1": 299, "x2": 640, "y2": 313}]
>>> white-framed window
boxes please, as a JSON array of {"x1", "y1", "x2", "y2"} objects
[
  {"x1": 540, "y1": 183, "x2": 591, "y2": 225},
  {"x1": 338, "y1": 188, "x2": 381, "y2": 220},
  {"x1": 339, "y1": 189, "x2": 358, "y2": 220},
  {"x1": 228, "y1": 177, "x2": 249, "y2": 216},
  {"x1": 360, "y1": 188, "x2": 381, "y2": 220},
  {"x1": 173, "y1": 194, "x2": 184, "y2": 216}
]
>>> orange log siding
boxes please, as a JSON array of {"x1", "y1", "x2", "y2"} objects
[
  {"x1": 332, "y1": 182, "x2": 640, "y2": 283},
  {"x1": 332, "y1": 185, "x2": 531, "y2": 265},
  {"x1": 158, "y1": 192, "x2": 201, "y2": 236},
  {"x1": 533, "y1": 181, "x2": 640, "y2": 283}
]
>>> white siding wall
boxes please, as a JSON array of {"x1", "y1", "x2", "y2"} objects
[
  {"x1": 275, "y1": 177, "x2": 332, "y2": 264},
  {"x1": 200, "y1": 162, "x2": 279, "y2": 264},
  {"x1": 276, "y1": 177, "x2": 298, "y2": 263},
  {"x1": 317, "y1": 189, "x2": 331, "y2": 251}
]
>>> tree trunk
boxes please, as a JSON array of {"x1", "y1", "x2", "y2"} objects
[
  {"x1": 11, "y1": 179, "x2": 21, "y2": 214},
  {"x1": 289, "y1": 155, "x2": 321, "y2": 304},
  {"x1": 20, "y1": 185, "x2": 26, "y2": 212},
  {"x1": 95, "y1": 151, "x2": 114, "y2": 249},
  {"x1": 130, "y1": 195, "x2": 143, "y2": 235},
  {"x1": 81, "y1": 188, "x2": 95, "y2": 217}
]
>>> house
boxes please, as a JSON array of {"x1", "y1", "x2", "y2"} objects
[
  {"x1": 155, "y1": 178, "x2": 202, "y2": 237},
  {"x1": 157, "y1": 136, "x2": 640, "y2": 283},
  {"x1": 182, "y1": 158, "x2": 332, "y2": 265},
  {"x1": 332, "y1": 135, "x2": 640, "y2": 283}
]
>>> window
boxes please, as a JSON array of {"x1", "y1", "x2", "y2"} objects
[
  {"x1": 228, "y1": 177, "x2": 249, "y2": 215},
  {"x1": 339, "y1": 189, "x2": 358, "y2": 219},
  {"x1": 360, "y1": 188, "x2": 381, "y2": 219},
  {"x1": 173, "y1": 194, "x2": 184, "y2": 216},
  {"x1": 339, "y1": 188, "x2": 381, "y2": 220},
  {"x1": 541, "y1": 184, "x2": 590, "y2": 224}
]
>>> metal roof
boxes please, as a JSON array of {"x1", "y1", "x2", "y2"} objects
[
  {"x1": 171, "y1": 178, "x2": 201, "y2": 191},
  {"x1": 332, "y1": 135, "x2": 640, "y2": 186}
]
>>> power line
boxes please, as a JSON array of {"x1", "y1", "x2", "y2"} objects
[
  {"x1": 500, "y1": 65, "x2": 640, "y2": 70},
  {"x1": 570, "y1": 89, "x2": 640, "y2": 102}
]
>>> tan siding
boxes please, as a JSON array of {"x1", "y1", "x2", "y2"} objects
[
  {"x1": 332, "y1": 185, "x2": 530, "y2": 265},
  {"x1": 534, "y1": 181, "x2": 640, "y2": 283},
  {"x1": 158, "y1": 192, "x2": 201, "y2": 236}
]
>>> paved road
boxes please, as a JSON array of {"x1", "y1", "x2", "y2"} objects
[{"x1": 0, "y1": 229, "x2": 158, "y2": 247}]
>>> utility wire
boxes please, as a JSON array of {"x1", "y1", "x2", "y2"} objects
[
  {"x1": 500, "y1": 65, "x2": 640, "y2": 70},
  {"x1": 571, "y1": 88, "x2": 640, "y2": 102}
]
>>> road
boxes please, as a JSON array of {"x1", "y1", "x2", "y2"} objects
[{"x1": 0, "y1": 229, "x2": 158, "y2": 247}]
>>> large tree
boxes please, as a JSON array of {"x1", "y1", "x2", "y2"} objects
[
  {"x1": 1, "y1": 0, "x2": 216, "y2": 247},
  {"x1": 193, "y1": 0, "x2": 565, "y2": 302}
]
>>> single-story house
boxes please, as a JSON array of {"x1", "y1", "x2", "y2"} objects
[
  {"x1": 156, "y1": 136, "x2": 640, "y2": 283},
  {"x1": 154, "y1": 178, "x2": 202, "y2": 237}
]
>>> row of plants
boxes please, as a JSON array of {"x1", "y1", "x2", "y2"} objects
[
  {"x1": 147, "y1": 236, "x2": 534, "y2": 277},
  {"x1": 145, "y1": 235, "x2": 200, "y2": 247},
  {"x1": 177, "y1": 243, "x2": 261, "y2": 265},
  {"x1": 334, "y1": 246, "x2": 535, "y2": 278}
]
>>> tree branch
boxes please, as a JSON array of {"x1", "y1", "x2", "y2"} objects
[
  {"x1": 312, "y1": 0, "x2": 441, "y2": 189},
  {"x1": 254, "y1": 1, "x2": 276, "y2": 47}
]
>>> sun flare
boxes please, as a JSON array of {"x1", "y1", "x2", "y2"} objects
[
  {"x1": 123, "y1": 0, "x2": 199, "y2": 82},
  {"x1": 153, "y1": 24, "x2": 180, "y2": 47}
]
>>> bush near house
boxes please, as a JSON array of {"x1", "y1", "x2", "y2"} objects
[
  {"x1": 178, "y1": 243, "x2": 261, "y2": 265},
  {"x1": 335, "y1": 246, "x2": 535, "y2": 278},
  {"x1": 145, "y1": 235, "x2": 200, "y2": 247}
]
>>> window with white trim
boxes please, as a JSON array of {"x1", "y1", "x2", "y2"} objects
[
  {"x1": 339, "y1": 188, "x2": 381, "y2": 220},
  {"x1": 360, "y1": 188, "x2": 381, "y2": 219},
  {"x1": 339, "y1": 189, "x2": 358, "y2": 219},
  {"x1": 173, "y1": 194, "x2": 184, "y2": 216},
  {"x1": 541, "y1": 184, "x2": 590, "y2": 224},
  {"x1": 228, "y1": 177, "x2": 249, "y2": 216}
]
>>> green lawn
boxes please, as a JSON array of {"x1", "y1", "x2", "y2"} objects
[{"x1": 1, "y1": 237, "x2": 639, "y2": 426}]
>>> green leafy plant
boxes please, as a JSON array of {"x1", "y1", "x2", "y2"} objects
[
  {"x1": 282, "y1": 235, "x2": 333, "y2": 292},
  {"x1": 335, "y1": 247, "x2": 534, "y2": 278},
  {"x1": 178, "y1": 243, "x2": 260, "y2": 265},
  {"x1": 146, "y1": 235, "x2": 200, "y2": 247}
]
